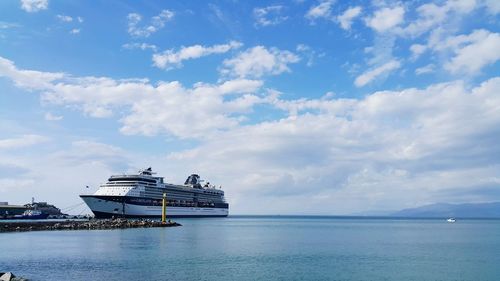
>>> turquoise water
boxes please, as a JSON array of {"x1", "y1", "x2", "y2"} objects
[{"x1": 1, "y1": 217, "x2": 500, "y2": 281}]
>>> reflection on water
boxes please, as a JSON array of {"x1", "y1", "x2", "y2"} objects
[{"x1": 1, "y1": 217, "x2": 500, "y2": 281}]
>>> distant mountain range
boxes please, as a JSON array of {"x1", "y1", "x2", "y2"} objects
[{"x1": 390, "y1": 202, "x2": 500, "y2": 218}]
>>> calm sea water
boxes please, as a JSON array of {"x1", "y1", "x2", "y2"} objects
[{"x1": 1, "y1": 216, "x2": 500, "y2": 281}]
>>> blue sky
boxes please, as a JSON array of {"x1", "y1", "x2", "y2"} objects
[{"x1": 0, "y1": 0, "x2": 499, "y2": 215}]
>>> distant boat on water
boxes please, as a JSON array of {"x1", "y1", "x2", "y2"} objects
[{"x1": 446, "y1": 218, "x2": 456, "y2": 223}]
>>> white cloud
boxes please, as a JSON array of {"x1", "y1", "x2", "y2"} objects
[
  {"x1": 445, "y1": 0, "x2": 477, "y2": 14},
  {"x1": 221, "y1": 46, "x2": 300, "y2": 78},
  {"x1": 415, "y1": 64, "x2": 435, "y2": 75},
  {"x1": 401, "y1": 0, "x2": 479, "y2": 37},
  {"x1": 167, "y1": 77, "x2": 500, "y2": 213},
  {"x1": 127, "y1": 9, "x2": 174, "y2": 38},
  {"x1": 296, "y1": 44, "x2": 324, "y2": 67},
  {"x1": 254, "y1": 5, "x2": 288, "y2": 27},
  {"x1": 0, "y1": 22, "x2": 20, "y2": 29},
  {"x1": 305, "y1": 0, "x2": 335, "y2": 21},
  {"x1": 44, "y1": 112, "x2": 63, "y2": 121},
  {"x1": 152, "y1": 41, "x2": 243, "y2": 70},
  {"x1": 119, "y1": 79, "x2": 265, "y2": 138},
  {"x1": 354, "y1": 60, "x2": 401, "y2": 87},
  {"x1": 482, "y1": 0, "x2": 500, "y2": 14},
  {"x1": 54, "y1": 14, "x2": 83, "y2": 35},
  {"x1": 56, "y1": 15, "x2": 72, "y2": 22},
  {"x1": 365, "y1": 6, "x2": 405, "y2": 32},
  {"x1": 1, "y1": 55, "x2": 500, "y2": 213},
  {"x1": 0, "y1": 135, "x2": 49, "y2": 149},
  {"x1": 409, "y1": 43, "x2": 427, "y2": 60},
  {"x1": 0, "y1": 139, "x2": 134, "y2": 205},
  {"x1": 337, "y1": 6, "x2": 362, "y2": 30},
  {"x1": 208, "y1": 4, "x2": 225, "y2": 23},
  {"x1": 0, "y1": 178, "x2": 36, "y2": 192},
  {"x1": 404, "y1": 3, "x2": 448, "y2": 37},
  {"x1": 122, "y1": 42, "x2": 158, "y2": 52},
  {"x1": 296, "y1": 44, "x2": 309, "y2": 52},
  {"x1": 443, "y1": 29, "x2": 500, "y2": 74},
  {"x1": 417, "y1": 29, "x2": 500, "y2": 75},
  {"x1": 60, "y1": 140, "x2": 130, "y2": 170},
  {"x1": 377, "y1": 2, "x2": 500, "y2": 77},
  {"x1": 0, "y1": 56, "x2": 265, "y2": 139},
  {"x1": 20, "y1": 0, "x2": 48, "y2": 13},
  {"x1": 361, "y1": 1, "x2": 483, "y2": 84},
  {"x1": 0, "y1": 56, "x2": 64, "y2": 89}
]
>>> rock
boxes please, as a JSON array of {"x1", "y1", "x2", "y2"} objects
[
  {"x1": 0, "y1": 218, "x2": 180, "y2": 233},
  {"x1": 0, "y1": 272, "x2": 15, "y2": 281}
]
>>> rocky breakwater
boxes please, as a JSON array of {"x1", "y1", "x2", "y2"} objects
[{"x1": 0, "y1": 218, "x2": 181, "y2": 233}]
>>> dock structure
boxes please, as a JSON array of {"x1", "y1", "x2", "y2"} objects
[
  {"x1": 0, "y1": 203, "x2": 27, "y2": 217},
  {"x1": 0, "y1": 218, "x2": 181, "y2": 233}
]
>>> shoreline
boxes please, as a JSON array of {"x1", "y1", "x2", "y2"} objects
[{"x1": 0, "y1": 218, "x2": 181, "y2": 233}]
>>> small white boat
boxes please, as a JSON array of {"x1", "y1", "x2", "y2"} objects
[{"x1": 446, "y1": 218, "x2": 456, "y2": 223}]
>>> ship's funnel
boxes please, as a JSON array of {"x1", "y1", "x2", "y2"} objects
[{"x1": 184, "y1": 174, "x2": 201, "y2": 187}]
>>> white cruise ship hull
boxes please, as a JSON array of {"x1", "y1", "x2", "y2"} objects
[{"x1": 81, "y1": 195, "x2": 228, "y2": 218}]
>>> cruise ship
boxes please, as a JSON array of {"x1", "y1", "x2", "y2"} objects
[{"x1": 80, "y1": 168, "x2": 228, "y2": 218}]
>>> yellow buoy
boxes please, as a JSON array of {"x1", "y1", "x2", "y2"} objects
[{"x1": 161, "y1": 193, "x2": 167, "y2": 223}]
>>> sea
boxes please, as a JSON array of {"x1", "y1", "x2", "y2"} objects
[{"x1": 1, "y1": 216, "x2": 500, "y2": 281}]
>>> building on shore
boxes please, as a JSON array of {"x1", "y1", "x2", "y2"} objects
[{"x1": 0, "y1": 202, "x2": 27, "y2": 216}]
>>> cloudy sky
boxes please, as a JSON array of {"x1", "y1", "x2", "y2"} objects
[{"x1": 0, "y1": 0, "x2": 499, "y2": 215}]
